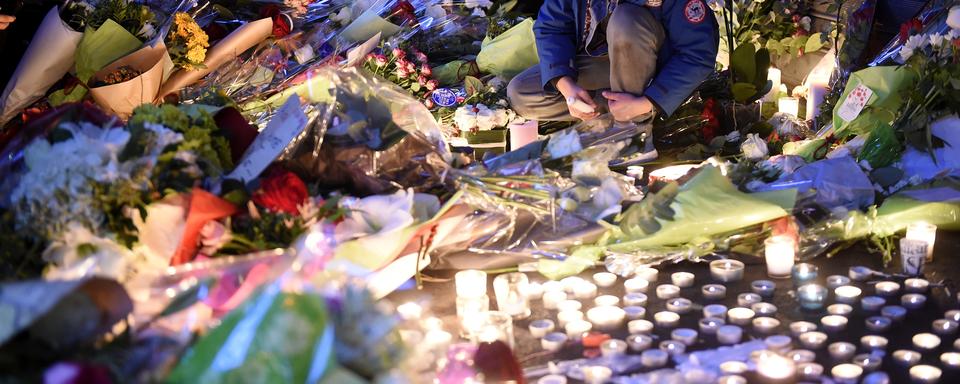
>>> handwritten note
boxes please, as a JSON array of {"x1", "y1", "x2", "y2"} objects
[
  {"x1": 227, "y1": 96, "x2": 308, "y2": 182},
  {"x1": 837, "y1": 84, "x2": 873, "y2": 122}
]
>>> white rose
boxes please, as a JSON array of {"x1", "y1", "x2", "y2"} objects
[
  {"x1": 948, "y1": 6, "x2": 960, "y2": 30},
  {"x1": 453, "y1": 105, "x2": 477, "y2": 131},
  {"x1": 475, "y1": 105, "x2": 497, "y2": 131},
  {"x1": 740, "y1": 133, "x2": 769, "y2": 161}
]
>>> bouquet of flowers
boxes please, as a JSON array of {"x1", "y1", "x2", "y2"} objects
[
  {"x1": 437, "y1": 76, "x2": 520, "y2": 157},
  {"x1": 166, "y1": 12, "x2": 209, "y2": 70},
  {"x1": 362, "y1": 44, "x2": 439, "y2": 104}
]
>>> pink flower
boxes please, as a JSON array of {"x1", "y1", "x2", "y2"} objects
[
  {"x1": 420, "y1": 64, "x2": 433, "y2": 76},
  {"x1": 396, "y1": 67, "x2": 409, "y2": 78},
  {"x1": 374, "y1": 54, "x2": 388, "y2": 67},
  {"x1": 199, "y1": 220, "x2": 232, "y2": 255},
  {"x1": 391, "y1": 47, "x2": 406, "y2": 59},
  {"x1": 396, "y1": 58, "x2": 411, "y2": 71},
  {"x1": 405, "y1": 61, "x2": 416, "y2": 72},
  {"x1": 426, "y1": 79, "x2": 439, "y2": 91},
  {"x1": 424, "y1": 98, "x2": 435, "y2": 109},
  {"x1": 418, "y1": 75, "x2": 429, "y2": 86},
  {"x1": 414, "y1": 51, "x2": 429, "y2": 63}
]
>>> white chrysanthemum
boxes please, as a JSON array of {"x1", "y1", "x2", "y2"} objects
[{"x1": 900, "y1": 34, "x2": 928, "y2": 61}]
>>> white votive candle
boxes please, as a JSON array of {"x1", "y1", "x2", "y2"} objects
[
  {"x1": 861, "y1": 335, "x2": 889, "y2": 350},
  {"x1": 397, "y1": 302, "x2": 423, "y2": 321},
  {"x1": 853, "y1": 353, "x2": 883, "y2": 372},
  {"x1": 910, "y1": 365, "x2": 942, "y2": 384},
  {"x1": 861, "y1": 296, "x2": 885, "y2": 312},
  {"x1": 529, "y1": 319, "x2": 555, "y2": 338},
  {"x1": 933, "y1": 319, "x2": 959, "y2": 336},
  {"x1": 541, "y1": 332, "x2": 568, "y2": 351},
  {"x1": 827, "y1": 275, "x2": 852, "y2": 289},
  {"x1": 710, "y1": 259, "x2": 745, "y2": 282},
  {"x1": 592, "y1": 272, "x2": 617, "y2": 288},
  {"x1": 641, "y1": 349, "x2": 669, "y2": 368},
  {"x1": 821, "y1": 315, "x2": 848, "y2": 332},
  {"x1": 627, "y1": 333, "x2": 654, "y2": 351},
  {"x1": 565, "y1": 320, "x2": 592, "y2": 339},
  {"x1": 671, "y1": 328, "x2": 698, "y2": 346},
  {"x1": 834, "y1": 285, "x2": 862, "y2": 304},
  {"x1": 940, "y1": 352, "x2": 960, "y2": 369},
  {"x1": 671, "y1": 272, "x2": 695, "y2": 288},
  {"x1": 699, "y1": 317, "x2": 724, "y2": 334},
  {"x1": 751, "y1": 302, "x2": 777, "y2": 317},
  {"x1": 914, "y1": 333, "x2": 941, "y2": 351},
  {"x1": 536, "y1": 374, "x2": 567, "y2": 384},
  {"x1": 720, "y1": 361, "x2": 748, "y2": 375},
  {"x1": 628, "y1": 319, "x2": 654, "y2": 334},
  {"x1": 557, "y1": 300, "x2": 582, "y2": 313},
  {"x1": 718, "y1": 375, "x2": 747, "y2": 384},
  {"x1": 717, "y1": 325, "x2": 743, "y2": 345},
  {"x1": 737, "y1": 293, "x2": 762, "y2": 307},
  {"x1": 790, "y1": 321, "x2": 817, "y2": 337},
  {"x1": 623, "y1": 306, "x2": 646, "y2": 320},
  {"x1": 894, "y1": 349, "x2": 923, "y2": 366},
  {"x1": 666, "y1": 298, "x2": 693, "y2": 314},
  {"x1": 702, "y1": 284, "x2": 727, "y2": 300},
  {"x1": 543, "y1": 280, "x2": 563, "y2": 292},
  {"x1": 848, "y1": 266, "x2": 874, "y2": 281},
  {"x1": 581, "y1": 366, "x2": 612, "y2": 384},
  {"x1": 543, "y1": 291, "x2": 567, "y2": 310},
  {"x1": 573, "y1": 282, "x2": 598, "y2": 300},
  {"x1": 799, "y1": 332, "x2": 828, "y2": 349},
  {"x1": 905, "y1": 278, "x2": 930, "y2": 293},
  {"x1": 623, "y1": 292, "x2": 648, "y2": 307},
  {"x1": 798, "y1": 363, "x2": 824, "y2": 380},
  {"x1": 594, "y1": 295, "x2": 620, "y2": 307},
  {"x1": 704, "y1": 304, "x2": 728, "y2": 320},
  {"x1": 865, "y1": 316, "x2": 892, "y2": 332},
  {"x1": 947, "y1": 310, "x2": 960, "y2": 322},
  {"x1": 829, "y1": 342, "x2": 857, "y2": 361},
  {"x1": 874, "y1": 281, "x2": 901, "y2": 297},
  {"x1": 903, "y1": 293, "x2": 927, "y2": 309},
  {"x1": 787, "y1": 349, "x2": 816, "y2": 363},
  {"x1": 764, "y1": 235, "x2": 795, "y2": 279},
  {"x1": 832, "y1": 363, "x2": 863, "y2": 384},
  {"x1": 753, "y1": 317, "x2": 781, "y2": 334},
  {"x1": 560, "y1": 276, "x2": 585, "y2": 293},
  {"x1": 624, "y1": 278, "x2": 650, "y2": 294},
  {"x1": 557, "y1": 310, "x2": 584, "y2": 328},
  {"x1": 656, "y1": 284, "x2": 680, "y2": 299},
  {"x1": 728, "y1": 307, "x2": 756, "y2": 326},
  {"x1": 525, "y1": 282, "x2": 545, "y2": 300},
  {"x1": 654, "y1": 311, "x2": 680, "y2": 328},
  {"x1": 600, "y1": 339, "x2": 628, "y2": 358},
  {"x1": 586, "y1": 306, "x2": 626, "y2": 331},
  {"x1": 906, "y1": 221, "x2": 937, "y2": 261},
  {"x1": 456, "y1": 270, "x2": 488, "y2": 298},
  {"x1": 635, "y1": 267, "x2": 659, "y2": 282},
  {"x1": 756, "y1": 350, "x2": 796, "y2": 380},
  {"x1": 882, "y1": 305, "x2": 907, "y2": 322},
  {"x1": 827, "y1": 304, "x2": 854, "y2": 316}
]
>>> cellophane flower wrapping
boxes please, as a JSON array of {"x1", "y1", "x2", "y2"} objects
[{"x1": 475, "y1": 17, "x2": 538, "y2": 79}]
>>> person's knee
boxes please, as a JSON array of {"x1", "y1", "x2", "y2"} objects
[
  {"x1": 607, "y1": 4, "x2": 662, "y2": 49},
  {"x1": 507, "y1": 74, "x2": 533, "y2": 117}
]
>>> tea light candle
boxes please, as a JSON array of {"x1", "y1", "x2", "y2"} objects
[
  {"x1": 641, "y1": 349, "x2": 669, "y2": 368},
  {"x1": 932, "y1": 319, "x2": 958, "y2": 336},
  {"x1": 882, "y1": 305, "x2": 907, "y2": 322},
  {"x1": 573, "y1": 282, "x2": 598, "y2": 300},
  {"x1": 764, "y1": 235, "x2": 795, "y2": 279},
  {"x1": 821, "y1": 315, "x2": 848, "y2": 332},
  {"x1": 906, "y1": 221, "x2": 937, "y2": 261},
  {"x1": 894, "y1": 349, "x2": 923, "y2": 366},
  {"x1": 561, "y1": 276, "x2": 585, "y2": 293},
  {"x1": 397, "y1": 302, "x2": 423, "y2": 321},
  {"x1": 624, "y1": 278, "x2": 650, "y2": 294},
  {"x1": 737, "y1": 293, "x2": 762, "y2": 307},
  {"x1": 600, "y1": 339, "x2": 628, "y2": 358},
  {"x1": 955, "y1": 338, "x2": 960, "y2": 350},
  {"x1": 623, "y1": 292, "x2": 648, "y2": 307},
  {"x1": 751, "y1": 302, "x2": 778, "y2": 317},
  {"x1": 593, "y1": 272, "x2": 617, "y2": 288},
  {"x1": 790, "y1": 321, "x2": 817, "y2": 337},
  {"x1": 728, "y1": 307, "x2": 755, "y2": 326},
  {"x1": 635, "y1": 267, "x2": 659, "y2": 282},
  {"x1": 710, "y1": 260, "x2": 745, "y2": 282},
  {"x1": 541, "y1": 332, "x2": 568, "y2": 351},
  {"x1": 704, "y1": 304, "x2": 728, "y2": 320},
  {"x1": 861, "y1": 296, "x2": 885, "y2": 311},
  {"x1": 798, "y1": 363, "x2": 824, "y2": 380},
  {"x1": 543, "y1": 280, "x2": 563, "y2": 292},
  {"x1": 456, "y1": 270, "x2": 488, "y2": 298},
  {"x1": 529, "y1": 319, "x2": 556, "y2": 338},
  {"x1": 671, "y1": 272, "x2": 695, "y2": 288},
  {"x1": 834, "y1": 285, "x2": 862, "y2": 304},
  {"x1": 654, "y1": 311, "x2": 680, "y2": 328},
  {"x1": 829, "y1": 341, "x2": 857, "y2": 360},
  {"x1": 753, "y1": 317, "x2": 781, "y2": 334},
  {"x1": 594, "y1": 295, "x2": 620, "y2": 307},
  {"x1": 905, "y1": 278, "x2": 930, "y2": 293},
  {"x1": 902, "y1": 293, "x2": 927, "y2": 309},
  {"x1": 656, "y1": 284, "x2": 680, "y2": 299},
  {"x1": 778, "y1": 96, "x2": 800, "y2": 118},
  {"x1": 909, "y1": 365, "x2": 942, "y2": 384},
  {"x1": 940, "y1": 352, "x2": 960, "y2": 369},
  {"x1": 799, "y1": 331, "x2": 828, "y2": 349},
  {"x1": 865, "y1": 316, "x2": 892, "y2": 332},
  {"x1": 832, "y1": 364, "x2": 864, "y2": 384},
  {"x1": 720, "y1": 361, "x2": 748, "y2": 375},
  {"x1": 627, "y1": 334, "x2": 654, "y2": 351},
  {"x1": 827, "y1": 275, "x2": 852, "y2": 289},
  {"x1": 798, "y1": 284, "x2": 828, "y2": 310},
  {"x1": 787, "y1": 349, "x2": 816, "y2": 363},
  {"x1": 557, "y1": 300, "x2": 582, "y2": 313},
  {"x1": 586, "y1": 306, "x2": 626, "y2": 331},
  {"x1": 702, "y1": 284, "x2": 727, "y2": 300},
  {"x1": 557, "y1": 310, "x2": 584, "y2": 328},
  {"x1": 717, "y1": 325, "x2": 743, "y2": 345},
  {"x1": 946, "y1": 310, "x2": 960, "y2": 322},
  {"x1": 853, "y1": 353, "x2": 882, "y2": 372},
  {"x1": 666, "y1": 298, "x2": 693, "y2": 314},
  {"x1": 628, "y1": 319, "x2": 655, "y2": 334},
  {"x1": 582, "y1": 366, "x2": 613, "y2": 384},
  {"x1": 756, "y1": 350, "x2": 796, "y2": 380},
  {"x1": 828, "y1": 304, "x2": 854, "y2": 316},
  {"x1": 543, "y1": 291, "x2": 567, "y2": 310},
  {"x1": 792, "y1": 263, "x2": 819, "y2": 284},
  {"x1": 564, "y1": 320, "x2": 593, "y2": 339},
  {"x1": 623, "y1": 306, "x2": 646, "y2": 320},
  {"x1": 751, "y1": 280, "x2": 777, "y2": 297},
  {"x1": 671, "y1": 328, "x2": 698, "y2": 346},
  {"x1": 718, "y1": 375, "x2": 747, "y2": 384},
  {"x1": 848, "y1": 266, "x2": 874, "y2": 281},
  {"x1": 913, "y1": 333, "x2": 941, "y2": 351},
  {"x1": 699, "y1": 317, "x2": 725, "y2": 334},
  {"x1": 874, "y1": 281, "x2": 901, "y2": 297},
  {"x1": 861, "y1": 335, "x2": 889, "y2": 350},
  {"x1": 536, "y1": 375, "x2": 567, "y2": 384},
  {"x1": 660, "y1": 340, "x2": 687, "y2": 356}
]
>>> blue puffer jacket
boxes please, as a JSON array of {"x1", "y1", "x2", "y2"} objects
[{"x1": 534, "y1": 0, "x2": 719, "y2": 116}]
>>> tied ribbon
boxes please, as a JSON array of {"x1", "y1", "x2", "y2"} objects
[{"x1": 170, "y1": 188, "x2": 239, "y2": 265}]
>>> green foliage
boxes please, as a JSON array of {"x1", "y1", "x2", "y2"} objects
[
  {"x1": 129, "y1": 104, "x2": 234, "y2": 177},
  {"x1": 0, "y1": 209, "x2": 45, "y2": 280},
  {"x1": 83, "y1": 0, "x2": 156, "y2": 38},
  {"x1": 730, "y1": 44, "x2": 771, "y2": 103}
]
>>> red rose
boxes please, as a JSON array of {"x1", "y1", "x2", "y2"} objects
[
  {"x1": 251, "y1": 168, "x2": 308, "y2": 214},
  {"x1": 214, "y1": 107, "x2": 259, "y2": 162},
  {"x1": 272, "y1": 13, "x2": 293, "y2": 38}
]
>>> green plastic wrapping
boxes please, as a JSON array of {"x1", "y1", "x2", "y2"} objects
[
  {"x1": 857, "y1": 122, "x2": 901, "y2": 168},
  {"x1": 537, "y1": 246, "x2": 604, "y2": 281},
  {"x1": 832, "y1": 66, "x2": 916, "y2": 138},
  {"x1": 166, "y1": 286, "x2": 335, "y2": 384},
  {"x1": 782, "y1": 138, "x2": 828, "y2": 162},
  {"x1": 475, "y1": 18, "x2": 539, "y2": 79},
  {"x1": 75, "y1": 20, "x2": 142, "y2": 83},
  {"x1": 846, "y1": 194, "x2": 960, "y2": 239},
  {"x1": 604, "y1": 166, "x2": 795, "y2": 252}
]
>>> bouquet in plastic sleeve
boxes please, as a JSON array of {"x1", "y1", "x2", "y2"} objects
[
  {"x1": 831, "y1": 66, "x2": 916, "y2": 139},
  {"x1": 337, "y1": 0, "x2": 441, "y2": 43},
  {"x1": 434, "y1": 15, "x2": 538, "y2": 81}
]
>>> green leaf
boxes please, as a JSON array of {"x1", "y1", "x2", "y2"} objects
[
  {"x1": 464, "y1": 76, "x2": 484, "y2": 97},
  {"x1": 753, "y1": 48, "x2": 770, "y2": 89},
  {"x1": 731, "y1": 44, "x2": 757, "y2": 84},
  {"x1": 410, "y1": 82, "x2": 421, "y2": 92},
  {"x1": 732, "y1": 83, "x2": 758, "y2": 102},
  {"x1": 804, "y1": 32, "x2": 825, "y2": 54}
]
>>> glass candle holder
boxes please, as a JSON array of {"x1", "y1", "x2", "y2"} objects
[
  {"x1": 656, "y1": 284, "x2": 681, "y2": 299},
  {"x1": 905, "y1": 278, "x2": 930, "y2": 293},
  {"x1": 799, "y1": 331, "x2": 828, "y2": 349},
  {"x1": 710, "y1": 259, "x2": 745, "y2": 282},
  {"x1": 764, "y1": 235, "x2": 795, "y2": 279},
  {"x1": 778, "y1": 96, "x2": 800, "y2": 118},
  {"x1": 751, "y1": 280, "x2": 777, "y2": 297},
  {"x1": 635, "y1": 267, "x2": 659, "y2": 282},
  {"x1": 468, "y1": 311, "x2": 514, "y2": 349},
  {"x1": 594, "y1": 295, "x2": 620, "y2": 307},
  {"x1": 861, "y1": 335, "x2": 889, "y2": 351},
  {"x1": 529, "y1": 319, "x2": 555, "y2": 338},
  {"x1": 900, "y1": 238, "x2": 929, "y2": 276},
  {"x1": 756, "y1": 350, "x2": 796, "y2": 380},
  {"x1": 910, "y1": 365, "x2": 942, "y2": 384},
  {"x1": 902, "y1": 293, "x2": 927, "y2": 309},
  {"x1": 751, "y1": 302, "x2": 778, "y2": 317},
  {"x1": 702, "y1": 284, "x2": 727, "y2": 300},
  {"x1": 628, "y1": 319, "x2": 654, "y2": 334},
  {"x1": 790, "y1": 321, "x2": 817, "y2": 337},
  {"x1": 717, "y1": 325, "x2": 743, "y2": 345},
  {"x1": 699, "y1": 317, "x2": 725, "y2": 335},
  {"x1": 797, "y1": 284, "x2": 828, "y2": 310},
  {"x1": 627, "y1": 334, "x2": 653, "y2": 352},
  {"x1": 913, "y1": 333, "x2": 941, "y2": 351},
  {"x1": 882, "y1": 305, "x2": 907, "y2": 322},
  {"x1": 821, "y1": 315, "x2": 848, "y2": 332},
  {"x1": 494, "y1": 272, "x2": 531, "y2": 319},
  {"x1": 753, "y1": 317, "x2": 781, "y2": 334},
  {"x1": 586, "y1": 306, "x2": 626, "y2": 331},
  {"x1": 623, "y1": 306, "x2": 646, "y2": 320},
  {"x1": 826, "y1": 275, "x2": 852, "y2": 290},
  {"x1": 654, "y1": 311, "x2": 680, "y2": 328},
  {"x1": 865, "y1": 316, "x2": 892, "y2": 333},
  {"x1": 704, "y1": 304, "x2": 728, "y2": 320},
  {"x1": 861, "y1": 296, "x2": 885, "y2": 312},
  {"x1": 592, "y1": 272, "x2": 617, "y2": 288},
  {"x1": 874, "y1": 281, "x2": 901, "y2": 297},
  {"x1": 456, "y1": 269, "x2": 488, "y2": 298},
  {"x1": 737, "y1": 293, "x2": 762, "y2": 307},
  {"x1": 906, "y1": 221, "x2": 937, "y2": 261},
  {"x1": 666, "y1": 298, "x2": 693, "y2": 314},
  {"x1": 764, "y1": 335, "x2": 792, "y2": 353},
  {"x1": 623, "y1": 292, "x2": 648, "y2": 307},
  {"x1": 792, "y1": 263, "x2": 819, "y2": 285},
  {"x1": 834, "y1": 285, "x2": 862, "y2": 304},
  {"x1": 894, "y1": 349, "x2": 922, "y2": 366},
  {"x1": 457, "y1": 296, "x2": 490, "y2": 332},
  {"x1": 624, "y1": 278, "x2": 650, "y2": 294},
  {"x1": 671, "y1": 272, "x2": 695, "y2": 288}
]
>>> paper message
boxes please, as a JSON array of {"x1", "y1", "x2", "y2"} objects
[
  {"x1": 228, "y1": 96, "x2": 308, "y2": 182},
  {"x1": 837, "y1": 84, "x2": 874, "y2": 122}
]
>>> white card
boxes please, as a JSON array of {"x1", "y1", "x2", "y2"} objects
[
  {"x1": 345, "y1": 32, "x2": 382, "y2": 67},
  {"x1": 227, "y1": 96, "x2": 308, "y2": 182},
  {"x1": 837, "y1": 84, "x2": 874, "y2": 122}
]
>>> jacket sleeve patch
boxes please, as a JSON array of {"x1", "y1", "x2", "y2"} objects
[{"x1": 684, "y1": 0, "x2": 707, "y2": 24}]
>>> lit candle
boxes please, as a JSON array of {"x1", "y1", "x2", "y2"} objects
[
  {"x1": 905, "y1": 278, "x2": 930, "y2": 293},
  {"x1": 425, "y1": 329, "x2": 453, "y2": 354},
  {"x1": 805, "y1": 71, "x2": 830, "y2": 123},
  {"x1": 494, "y1": 272, "x2": 531, "y2": 319},
  {"x1": 831, "y1": 363, "x2": 863, "y2": 384},
  {"x1": 671, "y1": 272, "x2": 695, "y2": 288},
  {"x1": 913, "y1": 333, "x2": 941, "y2": 351},
  {"x1": 798, "y1": 363, "x2": 824, "y2": 380},
  {"x1": 572, "y1": 281, "x2": 598, "y2": 300},
  {"x1": 717, "y1": 375, "x2": 747, "y2": 384},
  {"x1": 751, "y1": 302, "x2": 778, "y2": 317},
  {"x1": 861, "y1": 296, "x2": 885, "y2": 312},
  {"x1": 753, "y1": 317, "x2": 781, "y2": 334},
  {"x1": 641, "y1": 349, "x2": 669, "y2": 368},
  {"x1": 787, "y1": 349, "x2": 816, "y2": 363},
  {"x1": 853, "y1": 353, "x2": 882, "y2": 372},
  {"x1": 556, "y1": 310, "x2": 584, "y2": 329},
  {"x1": 909, "y1": 365, "x2": 942, "y2": 384},
  {"x1": 906, "y1": 221, "x2": 937, "y2": 261},
  {"x1": 826, "y1": 275, "x2": 852, "y2": 290},
  {"x1": 874, "y1": 281, "x2": 901, "y2": 297},
  {"x1": 932, "y1": 319, "x2": 959, "y2": 336},
  {"x1": 654, "y1": 311, "x2": 681, "y2": 328},
  {"x1": 560, "y1": 276, "x2": 585, "y2": 293},
  {"x1": 834, "y1": 285, "x2": 862, "y2": 304},
  {"x1": 797, "y1": 284, "x2": 828, "y2": 310},
  {"x1": 586, "y1": 306, "x2": 626, "y2": 331},
  {"x1": 902, "y1": 293, "x2": 927, "y2": 309},
  {"x1": 594, "y1": 295, "x2": 620, "y2": 307},
  {"x1": 564, "y1": 320, "x2": 592, "y2": 339},
  {"x1": 790, "y1": 321, "x2": 817, "y2": 337},
  {"x1": 882, "y1": 305, "x2": 907, "y2": 322},
  {"x1": 798, "y1": 331, "x2": 828, "y2": 349},
  {"x1": 901, "y1": 238, "x2": 929, "y2": 276},
  {"x1": 541, "y1": 332, "x2": 567, "y2": 351},
  {"x1": 702, "y1": 284, "x2": 727, "y2": 300},
  {"x1": 600, "y1": 339, "x2": 628, "y2": 358},
  {"x1": 821, "y1": 315, "x2": 848, "y2": 332},
  {"x1": 756, "y1": 350, "x2": 796, "y2": 380},
  {"x1": 529, "y1": 319, "x2": 555, "y2": 338},
  {"x1": 827, "y1": 304, "x2": 853, "y2": 316},
  {"x1": 848, "y1": 266, "x2": 874, "y2": 282},
  {"x1": 865, "y1": 316, "x2": 892, "y2": 332},
  {"x1": 940, "y1": 352, "x2": 960, "y2": 369},
  {"x1": 624, "y1": 278, "x2": 650, "y2": 294},
  {"x1": 659, "y1": 340, "x2": 686, "y2": 356},
  {"x1": 861, "y1": 335, "x2": 889, "y2": 351},
  {"x1": 720, "y1": 361, "x2": 748, "y2": 375},
  {"x1": 623, "y1": 292, "x2": 648, "y2": 307},
  {"x1": 699, "y1": 317, "x2": 725, "y2": 335},
  {"x1": 737, "y1": 293, "x2": 762, "y2": 307},
  {"x1": 778, "y1": 97, "x2": 800, "y2": 118},
  {"x1": 456, "y1": 270, "x2": 487, "y2": 299},
  {"x1": 671, "y1": 328, "x2": 698, "y2": 346},
  {"x1": 727, "y1": 307, "x2": 755, "y2": 326},
  {"x1": 623, "y1": 306, "x2": 646, "y2": 320},
  {"x1": 947, "y1": 310, "x2": 960, "y2": 322},
  {"x1": 536, "y1": 375, "x2": 567, "y2": 384},
  {"x1": 592, "y1": 272, "x2": 617, "y2": 288},
  {"x1": 397, "y1": 302, "x2": 423, "y2": 321},
  {"x1": 557, "y1": 300, "x2": 582, "y2": 313},
  {"x1": 543, "y1": 290, "x2": 567, "y2": 310},
  {"x1": 635, "y1": 267, "x2": 659, "y2": 282},
  {"x1": 543, "y1": 281, "x2": 564, "y2": 292},
  {"x1": 894, "y1": 349, "x2": 923, "y2": 366},
  {"x1": 717, "y1": 325, "x2": 743, "y2": 345},
  {"x1": 627, "y1": 334, "x2": 653, "y2": 352},
  {"x1": 704, "y1": 304, "x2": 728, "y2": 320},
  {"x1": 751, "y1": 280, "x2": 777, "y2": 297},
  {"x1": 628, "y1": 319, "x2": 654, "y2": 334},
  {"x1": 524, "y1": 281, "x2": 544, "y2": 300},
  {"x1": 581, "y1": 366, "x2": 612, "y2": 384},
  {"x1": 764, "y1": 235, "x2": 795, "y2": 279},
  {"x1": 656, "y1": 284, "x2": 680, "y2": 299},
  {"x1": 829, "y1": 341, "x2": 857, "y2": 360},
  {"x1": 666, "y1": 298, "x2": 693, "y2": 314},
  {"x1": 765, "y1": 67, "x2": 783, "y2": 101},
  {"x1": 710, "y1": 260, "x2": 745, "y2": 282},
  {"x1": 792, "y1": 263, "x2": 819, "y2": 285}
]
